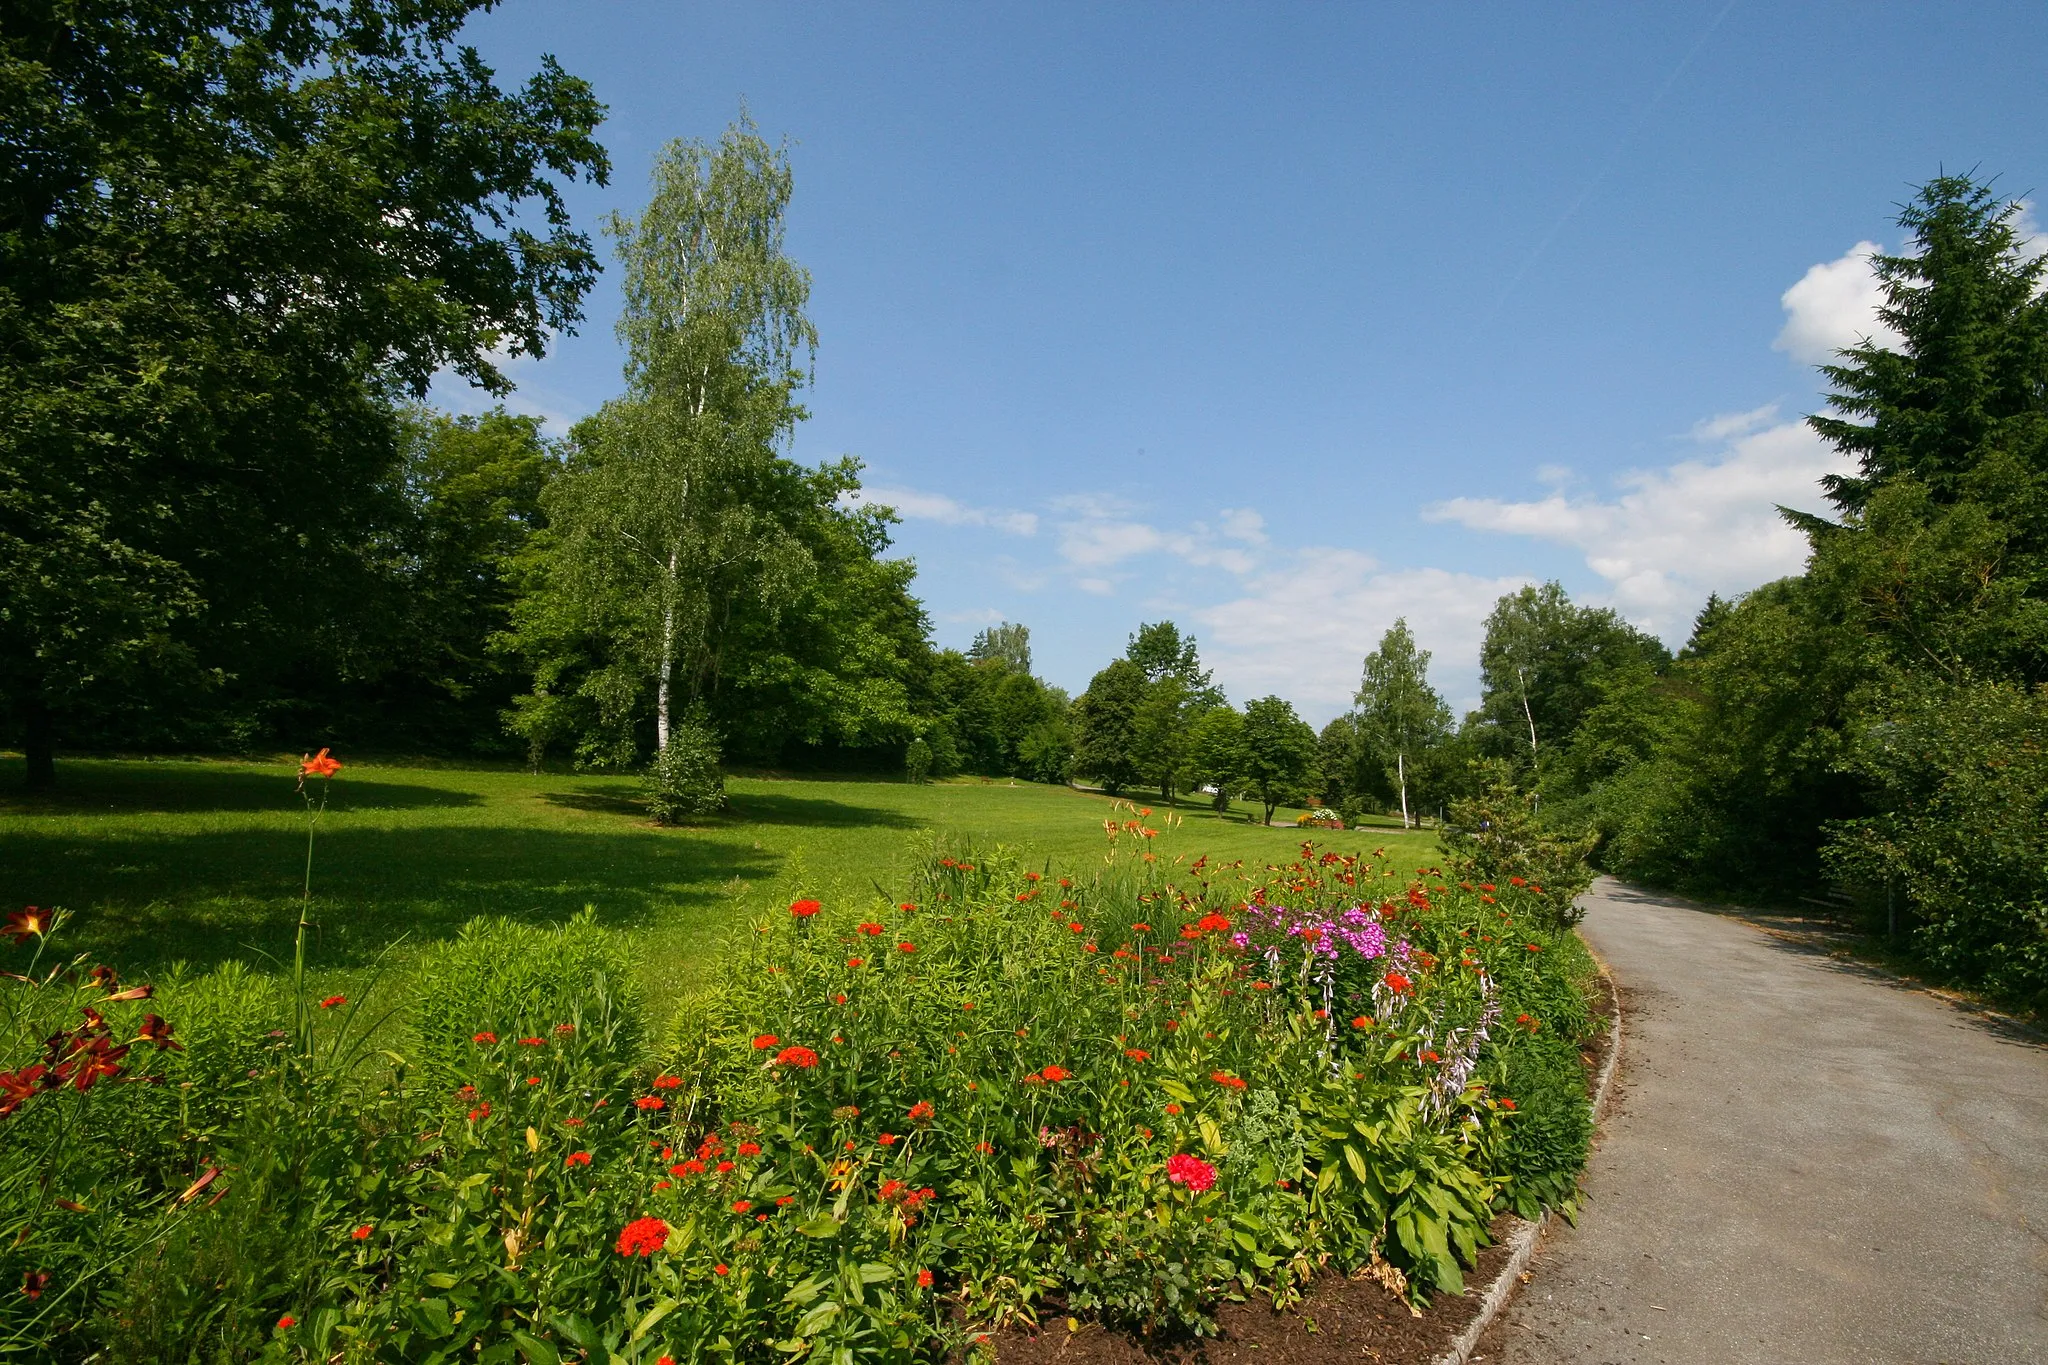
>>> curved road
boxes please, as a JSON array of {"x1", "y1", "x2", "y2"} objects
[{"x1": 1478, "y1": 878, "x2": 2048, "y2": 1365}]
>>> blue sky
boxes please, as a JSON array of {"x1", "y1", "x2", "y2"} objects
[{"x1": 438, "y1": 1, "x2": 2047, "y2": 721}]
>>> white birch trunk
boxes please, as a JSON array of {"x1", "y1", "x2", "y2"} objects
[
  {"x1": 1398, "y1": 749, "x2": 1410, "y2": 829},
  {"x1": 656, "y1": 547, "x2": 679, "y2": 751}
]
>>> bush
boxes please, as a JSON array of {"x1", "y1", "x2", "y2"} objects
[
  {"x1": 904, "y1": 736, "x2": 933, "y2": 783},
  {"x1": 1825, "y1": 676, "x2": 2048, "y2": 1009},
  {"x1": 1443, "y1": 760, "x2": 1598, "y2": 926},
  {"x1": 644, "y1": 715, "x2": 726, "y2": 823}
]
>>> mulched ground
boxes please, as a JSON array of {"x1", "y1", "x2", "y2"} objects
[{"x1": 991, "y1": 971, "x2": 1622, "y2": 1365}]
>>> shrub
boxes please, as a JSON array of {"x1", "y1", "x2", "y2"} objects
[
  {"x1": 904, "y1": 736, "x2": 933, "y2": 784},
  {"x1": 1443, "y1": 761, "x2": 1598, "y2": 926},
  {"x1": 644, "y1": 715, "x2": 726, "y2": 823}
]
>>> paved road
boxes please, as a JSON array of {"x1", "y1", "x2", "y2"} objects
[{"x1": 1476, "y1": 878, "x2": 2048, "y2": 1365}]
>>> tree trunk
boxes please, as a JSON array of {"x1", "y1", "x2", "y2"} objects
[
  {"x1": 23, "y1": 692, "x2": 55, "y2": 790},
  {"x1": 656, "y1": 550, "x2": 679, "y2": 752},
  {"x1": 1397, "y1": 749, "x2": 1410, "y2": 829}
]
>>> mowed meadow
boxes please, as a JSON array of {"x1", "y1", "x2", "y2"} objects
[{"x1": 0, "y1": 757, "x2": 1440, "y2": 999}]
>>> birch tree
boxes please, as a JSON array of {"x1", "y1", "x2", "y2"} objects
[
  {"x1": 1355, "y1": 619, "x2": 1451, "y2": 828},
  {"x1": 508, "y1": 117, "x2": 817, "y2": 761}
]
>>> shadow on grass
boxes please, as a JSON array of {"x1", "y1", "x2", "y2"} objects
[
  {"x1": 538, "y1": 782, "x2": 648, "y2": 819},
  {"x1": 0, "y1": 759, "x2": 481, "y2": 815},
  {"x1": 1, "y1": 823, "x2": 777, "y2": 974},
  {"x1": 725, "y1": 792, "x2": 923, "y2": 830}
]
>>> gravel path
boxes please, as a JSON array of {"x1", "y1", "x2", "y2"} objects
[{"x1": 1475, "y1": 877, "x2": 2048, "y2": 1365}]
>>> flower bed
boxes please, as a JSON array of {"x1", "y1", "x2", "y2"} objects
[{"x1": 1, "y1": 808, "x2": 1598, "y2": 1362}]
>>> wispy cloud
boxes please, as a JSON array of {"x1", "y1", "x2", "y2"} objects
[
  {"x1": 1424, "y1": 417, "x2": 1851, "y2": 637},
  {"x1": 1198, "y1": 553, "x2": 1527, "y2": 722},
  {"x1": 843, "y1": 486, "x2": 1038, "y2": 536}
]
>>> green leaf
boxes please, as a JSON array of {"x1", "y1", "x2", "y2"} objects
[
  {"x1": 1342, "y1": 1144, "x2": 1371, "y2": 1186},
  {"x1": 511, "y1": 1330, "x2": 562, "y2": 1364},
  {"x1": 796, "y1": 1214, "x2": 842, "y2": 1238},
  {"x1": 1158, "y1": 1078, "x2": 1196, "y2": 1104},
  {"x1": 633, "y1": 1298, "x2": 678, "y2": 1340}
]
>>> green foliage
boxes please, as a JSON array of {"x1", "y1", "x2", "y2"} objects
[
  {"x1": 1239, "y1": 696, "x2": 1319, "y2": 825},
  {"x1": 1353, "y1": 618, "x2": 1454, "y2": 826},
  {"x1": 967, "y1": 622, "x2": 1033, "y2": 675},
  {"x1": 0, "y1": 0, "x2": 608, "y2": 784},
  {"x1": 1470, "y1": 583, "x2": 1671, "y2": 780},
  {"x1": 1073, "y1": 659, "x2": 1149, "y2": 794},
  {"x1": 904, "y1": 736, "x2": 933, "y2": 784},
  {"x1": 2, "y1": 813, "x2": 1593, "y2": 1361},
  {"x1": 406, "y1": 912, "x2": 645, "y2": 1092},
  {"x1": 646, "y1": 716, "x2": 729, "y2": 824},
  {"x1": 1442, "y1": 762, "x2": 1597, "y2": 927},
  {"x1": 1824, "y1": 676, "x2": 2048, "y2": 1008}
]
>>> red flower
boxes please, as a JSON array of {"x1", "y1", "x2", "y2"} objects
[
  {"x1": 834, "y1": 993, "x2": 848, "y2": 1005},
  {"x1": 519, "y1": 1036, "x2": 545, "y2": 1046},
  {"x1": 1509, "y1": 876, "x2": 1526, "y2": 886},
  {"x1": 652, "y1": 1074, "x2": 682, "y2": 1089},
  {"x1": 1499, "y1": 1098, "x2": 1517, "y2": 1111},
  {"x1": 857, "y1": 922, "x2": 884, "y2": 936},
  {"x1": 615, "y1": 1216, "x2": 671, "y2": 1257},
  {"x1": 20, "y1": 1271, "x2": 49, "y2": 1300},
  {"x1": 60, "y1": 1037, "x2": 128, "y2": 1091},
  {"x1": 319, "y1": 995, "x2": 346, "y2": 1009},
  {"x1": 1382, "y1": 972, "x2": 1412, "y2": 995},
  {"x1": 1123, "y1": 1048, "x2": 1151, "y2": 1061},
  {"x1": 139, "y1": 1014, "x2": 182, "y2": 1051},
  {"x1": 554, "y1": 1022, "x2": 576, "y2": 1035},
  {"x1": 277, "y1": 1314, "x2": 298, "y2": 1330},
  {"x1": 918, "y1": 1268, "x2": 935, "y2": 1288},
  {"x1": 975, "y1": 1140, "x2": 996, "y2": 1154},
  {"x1": 752, "y1": 1033, "x2": 780, "y2": 1050},
  {"x1": 1196, "y1": 912, "x2": 1232, "y2": 934},
  {"x1": 1166, "y1": 1153, "x2": 1217, "y2": 1192},
  {"x1": 1480, "y1": 883, "x2": 1497, "y2": 893},
  {"x1": 1350, "y1": 1016, "x2": 1370, "y2": 1029},
  {"x1": 790, "y1": 899, "x2": 822, "y2": 918},
  {"x1": 877, "y1": 1132, "x2": 897, "y2": 1146},
  {"x1": 847, "y1": 958, "x2": 865, "y2": 968},
  {"x1": 1039, "y1": 1065, "x2": 1071, "y2": 1082},
  {"x1": 2, "y1": 907, "x2": 49, "y2": 944},
  {"x1": 714, "y1": 1263, "x2": 729, "y2": 1276},
  {"x1": 467, "y1": 1102, "x2": 491, "y2": 1121},
  {"x1": 774, "y1": 1045, "x2": 819, "y2": 1069},
  {"x1": 299, "y1": 748, "x2": 342, "y2": 779},
  {"x1": 565, "y1": 1151, "x2": 591, "y2": 1167},
  {"x1": 1210, "y1": 1072, "x2": 1246, "y2": 1090},
  {"x1": 732, "y1": 1199, "x2": 752, "y2": 1213},
  {"x1": 1131, "y1": 923, "x2": 1151, "y2": 933},
  {"x1": 776, "y1": 1195, "x2": 794, "y2": 1206},
  {"x1": 908, "y1": 1100, "x2": 934, "y2": 1122},
  {"x1": 635, "y1": 1096, "x2": 665, "y2": 1111},
  {"x1": 472, "y1": 1031, "x2": 498, "y2": 1045},
  {"x1": 897, "y1": 942, "x2": 917, "y2": 954},
  {"x1": 351, "y1": 1224, "x2": 373, "y2": 1241}
]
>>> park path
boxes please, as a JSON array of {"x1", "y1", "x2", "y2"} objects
[{"x1": 1474, "y1": 878, "x2": 2048, "y2": 1365}]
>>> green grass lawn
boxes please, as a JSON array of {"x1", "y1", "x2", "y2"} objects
[{"x1": 0, "y1": 756, "x2": 1442, "y2": 1002}]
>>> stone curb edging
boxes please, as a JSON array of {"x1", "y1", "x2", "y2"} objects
[{"x1": 1431, "y1": 962, "x2": 1624, "y2": 1365}]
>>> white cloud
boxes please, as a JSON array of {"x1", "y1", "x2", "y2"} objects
[
  {"x1": 843, "y1": 486, "x2": 1038, "y2": 536},
  {"x1": 1219, "y1": 508, "x2": 1268, "y2": 544},
  {"x1": 1774, "y1": 241, "x2": 1903, "y2": 366},
  {"x1": 1424, "y1": 418, "x2": 1853, "y2": 638},
  {"x1": 1197, "y1": 553, "x2": 1528, "y2": 724},
  {"x1": 1050, "y1": 502, "x2": 1264, "y2": 580},
  {"x1": 1689, "y1": 402, "x2": 1779, "y2": 443},
  {"x1": 1075, "y1": 577, "x2": 1115, "y2": 596}
]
